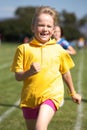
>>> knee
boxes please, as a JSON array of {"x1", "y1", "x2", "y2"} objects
[{"x1": 35, "y1": 123, "x2": 47, "y2": 130}]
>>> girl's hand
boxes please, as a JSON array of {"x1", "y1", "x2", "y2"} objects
[
  {"x1": 71, "y1": 93, "x2": 81, "y2": 104},
  {"x1": 15, "y1": 62, "x2": 41, "y2": 81},
  {"x1": 30, "y1": 62, "x2": 41, "y2": 74}
]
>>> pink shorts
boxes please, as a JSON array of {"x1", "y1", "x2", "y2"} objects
[{"x1": 22, "y1": 99, "x2": 57, "y2": 119}]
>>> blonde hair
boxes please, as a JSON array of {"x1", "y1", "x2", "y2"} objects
[{"x1": 32, "y1": 6, "x2": 58, "y2": 26}]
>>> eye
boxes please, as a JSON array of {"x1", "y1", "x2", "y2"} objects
[
  {"x1": 47, "y1": 25, "x2": 52, "y2": 28},
  {"x1": 38, "y1": 24, "x2": 44, "y2": 27}
]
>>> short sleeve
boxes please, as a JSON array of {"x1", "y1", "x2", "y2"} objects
[
  {"x1": 62, "y1": 40, "x2": 70, "y2": 49},
  {"x1": 58, "y1": 38, "x2": 70, "y2": 49},
  {"x1": 10, "y1": 45, "x2": 24, "y2": 72},
  {"x1": 59, "y1": 51, "x2": 75, "y2": 74}
]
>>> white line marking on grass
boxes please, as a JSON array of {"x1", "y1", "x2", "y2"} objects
[
  {"x1": 74, "y1": 50, "x2": 84, "y2": 130},
  {"x1": 0, "y1": 99, "x2": 20, "y2": 123}
]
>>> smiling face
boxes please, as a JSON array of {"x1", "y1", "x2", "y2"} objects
[
  {"x1": 53, "y1": 26, "x2": 61, "y2": 41},
  {"x1": 32, "y1": 13, "x2": 54, "y2": 44}
]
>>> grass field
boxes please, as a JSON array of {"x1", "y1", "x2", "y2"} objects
[{"x1": 0, "y1": 42, "x2": 87, "y2": 130}]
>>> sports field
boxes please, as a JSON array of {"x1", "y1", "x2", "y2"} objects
[{"x1": 0, "y1": 43, "x2": 87, "y2": 130}]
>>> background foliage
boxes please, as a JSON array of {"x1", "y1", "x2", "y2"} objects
[{"x1": 0, "y1": 6, "x2": 87, "y2": 42}]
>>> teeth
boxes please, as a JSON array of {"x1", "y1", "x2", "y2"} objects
[{"x1": 41, "y1": 34, "x2": 48, "y2": 35}]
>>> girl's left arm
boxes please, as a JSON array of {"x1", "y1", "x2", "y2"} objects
[{"x1": 62, "y1": 71, "x2": 81, "y2": 104}]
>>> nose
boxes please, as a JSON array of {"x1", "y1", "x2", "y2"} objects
[{"x1": 43, "y1": 26, "x2": 48, "y2": 31}]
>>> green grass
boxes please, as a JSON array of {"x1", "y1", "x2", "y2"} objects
[{"x1": 0, "y1": 43, "x2": 87, "y2": 130}]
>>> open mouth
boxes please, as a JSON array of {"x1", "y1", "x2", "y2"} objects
[{"x1": 40, "y1": 33, "x2": 49, "y2": 37}]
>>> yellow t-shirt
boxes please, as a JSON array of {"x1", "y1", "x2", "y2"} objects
[{"x1": 11, "y1": 38, "x2": 75, "y2": 109}]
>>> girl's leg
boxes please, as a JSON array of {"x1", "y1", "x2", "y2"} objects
[
  {"x1": 22, "y1": 100, "x2": 57, "y2": 130},
  {"x1": 25, "y1": 119, "x2": 36, "y2": 130},
  {"x1": 35, "y1": 103, "x2": 55, "y2": 130},
  {"x1": 22, "y1": 107, "x2": 39, "y2": 130}
]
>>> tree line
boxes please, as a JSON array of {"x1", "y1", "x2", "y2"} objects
[{"x1": 0, "y1": 6, "x2": 87, "y2": 43}]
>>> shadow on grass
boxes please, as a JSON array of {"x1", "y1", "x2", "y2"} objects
[
  {"x1": 0, "y1": 103, "x2": 20, "y2": 109},
  {"x1": 0, "y1": 98, "x2": 87, "y2": 109},
  {"x1": 65, "y1": 97, "x2": 87, "y2": 103}
]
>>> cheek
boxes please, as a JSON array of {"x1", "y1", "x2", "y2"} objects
[
  {"x1": 34, "y1": 26, "x2": 41, "y2": 33},
  {"x1": 59, "y1": 33, "x2": 61, "y2": 37},
  {"x1": 51, "y1": 27, "x2": 55, "y2": 34},
  {"x1": 51, "y1": 30, "x2": 54, "y2": 35}
]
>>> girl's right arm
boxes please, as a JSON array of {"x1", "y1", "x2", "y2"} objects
[
  {"x1": 15, "y1": 62, "x2": 40, "y2": 81},
  {"x1": 67, "y1": 45, "x2": 77, "y2": 55}
]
